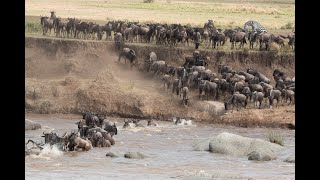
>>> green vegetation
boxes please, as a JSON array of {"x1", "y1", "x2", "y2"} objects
[
  {"x1": 143, "y1": 0, "x2": 155, "y2": 3},
  {"x1": 25, "y1": 0, "x2": 294, "y2": 30},
  {"x1": 25, "y1": 22, "x2": 42, "y2": 34},
  {"x1": 25, "y1": 0, "x2": 294, "y2": 52}
]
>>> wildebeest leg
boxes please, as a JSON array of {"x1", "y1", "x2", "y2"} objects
[
  {"x1": 269, "y1": 98, "x2": 273, "y2": 108},
  {"x1": 231, "y1": 102, "x2": 234, "y2": 113},
  {"x1": 118, "y1": 54, "x2": 122, "y2": 62},
  {"x1": 287, "y1": 97, "x2": 291, "y2": 105}
]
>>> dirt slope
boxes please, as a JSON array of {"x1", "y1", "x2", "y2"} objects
[{"x1": 25, "y1": 36, "x2": 295, "y2": 128}]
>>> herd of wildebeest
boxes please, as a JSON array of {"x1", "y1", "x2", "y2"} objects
[
  {"x1": 25, "y1": 112, "x2": 182, "y2": 155},
  {"x1": 39, "y1": 11, "x2": 295, "y2": 51},
  {"x1": 118, "y1": 48, "x2": 295, "y2": 110},
  {"x1": 26, "y1": 11, "x2": 295, "y2": 156}
]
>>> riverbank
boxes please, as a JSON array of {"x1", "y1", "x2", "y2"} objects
[{"x1": 25, "y1": 36, "x2": 295, "y2": 129}]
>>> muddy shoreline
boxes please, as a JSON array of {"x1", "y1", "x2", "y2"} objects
[{"x1": 25, "y1": 36, "x2": 295, "y2": 129}]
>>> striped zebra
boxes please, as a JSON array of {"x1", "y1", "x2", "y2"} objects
[{"x1": 243, "y1": 21, "x2": 267, "y2": 34}]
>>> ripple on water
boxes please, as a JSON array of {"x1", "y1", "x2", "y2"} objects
[{"x1": 25, "y1": 116, "x2": 295, "y2": 179}]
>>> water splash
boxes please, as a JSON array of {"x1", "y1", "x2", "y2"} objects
[
  {"x1": 183, "y1": 170, "x2": 248, "y2": 179},
  {"x1": 29, "y1": 144, "x2": 63, "y2": 159}
]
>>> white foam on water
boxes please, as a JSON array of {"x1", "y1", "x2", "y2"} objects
[
  {"x1": 184, "y1": 170, "x2": 248, "y2": 179},
  {"x1": 175, "y1": 119, "x2": 193, "y2": 126},
  {"x1": 30, "y1": 144, "x2": 63, "y2": 159}
]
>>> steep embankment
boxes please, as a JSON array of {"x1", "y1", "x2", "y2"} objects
[{"x1": 25, "y1": 36, "x2": 295, "y2": 128}]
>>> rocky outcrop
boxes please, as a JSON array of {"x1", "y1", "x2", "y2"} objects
[
  {"x1": 25, "y1": 119, "x2": 41, "y2": 130},
  {"x1": 247, "y1": 151, "x2": 276, "y2": 161},
  {"x1": 106, "y1": 152, "x2": 119, "y2": 158},
  {"x1": 192, "y1": 138, "x2": 213, "y2": 151},
  {"x1": 124, "y1": 152, "x2": 146, "y2": 159},
  {"x1": 209, "y1": 132, "x2": 284, "y2": 160}
]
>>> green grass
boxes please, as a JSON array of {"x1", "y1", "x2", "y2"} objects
[
  {"x1": 25, "y1": 0, "x2": 294, "y2": 52},
  {"x1": 25, "y1": 22, "x2": 42, "y2": 34},
  {"x1": 26, "y1": 0, "x2": 294, "y2": 30}
]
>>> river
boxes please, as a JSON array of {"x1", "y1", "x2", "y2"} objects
[{"x1": 25, "y1": 114, "x2": 295, "y2": 180}]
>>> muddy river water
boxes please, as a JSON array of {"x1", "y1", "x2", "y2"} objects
[{"x1": 25, "y1": 114, "x2": 295, "y2": 180}]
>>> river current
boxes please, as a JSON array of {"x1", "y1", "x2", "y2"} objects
[{"x1": 25, "y1": 114, "x2": 295, "y2": 180}]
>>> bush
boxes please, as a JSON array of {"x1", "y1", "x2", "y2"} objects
[
  {"x1": 266, "y1": 131, "x2": 284, "y2": 146},
  {"x1": 25, "y1": 22, "x2": 42, "y2": 33},
  {"x1": 280, "y1": 22, "x2": 293, "y2": 30},
  {"x1": 143, "y1": 0, "x2": 155, "y2": 3},
  {"x1": 38, "y1": 101, "x2": 52, "y2": 114}
]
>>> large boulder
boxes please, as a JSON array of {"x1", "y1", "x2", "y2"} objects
[
  {"x1": 106, "y1": 152, "x2": 119, "y2": 158},
  {"x1": 25, "y1": 119, "x2": 41, "y2": 130},
  {"x1": 209, "y1": 132, "x2": 284, "y2": 158},
  {"x1": 192, "y1": 101, "x2": 225, "y2": 116},
  {"x1": 284, "y1": 156, "x2": 295, "y2": 163},
  {"x1": 192, "y1": 138, "x2": 213, "y2": 151},
  {"x1": 248, "y1": 151, "x2": 276, "y2": 161},
  {"x1": 124, "y1": 152, "x2": 146, "y2": 159}
]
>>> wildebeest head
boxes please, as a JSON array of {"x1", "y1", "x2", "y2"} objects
[
  {"x1": 41, "y1": 130, "x2": 55, "y2": 144},
  {"x1": 112, "y1": 123, "x2": 118, "y2": 135},
  {"x1": 129, "y1": 49, "x2": 136, "y2": 60},
  {"x1": 123, "y1": 120, "x2": 130, "y2": 128},
  {"x1": 224, "y1": 102, "x2": 228, "y2": 110},
  {"x1": 50, "y1": 11, "x2": 56, "y2": 18},
  {"x1": 104, "y1": 122, "x2": 118, "y2": 136}
]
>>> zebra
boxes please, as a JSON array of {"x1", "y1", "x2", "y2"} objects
[{"x1": 243, "y1": 20, "x2": 267, "y2": 34}]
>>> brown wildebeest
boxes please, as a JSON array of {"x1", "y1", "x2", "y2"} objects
[
  {"x1": 224, "y1": 93, "x2": 248, "y2": 112},
  {"x1": 230, "y1": 31, "x2": 246, "y2": 49},
  {"x1": 181, "y1": 86, "x2": 189, "y2": 105},
  {"x1": 118, "y1": 48, "x2": 137, "y2": 69}
]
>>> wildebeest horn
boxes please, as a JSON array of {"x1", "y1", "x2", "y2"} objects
[
  {"x1": 50, "y1": 130, "x2": 55, "y2": 134},
  {"x1": 63, "y1": 132, "x2": 68, "y2": 138},
  {"x1": 43, "y1": 131, "x2": 45, "y2": 135}
]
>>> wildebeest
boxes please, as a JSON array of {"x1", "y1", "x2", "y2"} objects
[
  {"x1": 67, "y1": 132, "x2": 92, "y2": 151},
  {"x1": 104, "y1": 123, "x2": 118, "y2": 137},
  {"x1": 205, "y1": 81, "x2": 219, "y2": 100},
  {"x1": 172, "y1": 78, "x2": 182, "y2": 96},
  {"x1": 145, "y1": 51, "x2": 157, "y2": 71},
  {"x1": 224, "y1": 93, "x2": 248, "y2": 112},
  {"x1": 181, "y1": 86, "x2": 189, "y2": 105},
  {"x1": 267, "y1": 89, "x2": 282, "y2": 108},
  {"x1": 75, "y1": 119, "x2": 89, "y2": 137},
  {"x1": 123, "y1": 119, "x2": 135, "y2": 128},
  {"x1": 118, "y1": 48, "x2": 137, "y2": 69},
  {"x1": 251, "y1": 91, "x2": 264, "y2": 109},
  {"x1": 218, "y1": 64, "x2": 233, "y2": 74},
  {"x1": 282, "y1": 89, "x2": 295, "y2": 105},
  {"x1": 114, "y1": 32, "x2": 123, "y2": 50},
  {"x1": 25, "y1": 140, "x2": 44, "y2": 156},
  {"x1": 150, "y1": 60, "x2": 166, "y2": 75},
  {"x1": 162, "y1": 74, "x2": 171, "y2": 91},
  {"x1": 41, "y1": 131, "x2": 69, "y2": 151},
  {"x1": 230, "y1": 31, "x2": 246, "y2": 49},
  {"x1": 273, "y1": 69, "x2": 287, "y2": 82},
  {"x1": 40, "y1": 16, "x2": 54, "y2": 36},
  {"x1": 97, "y1": 137, "x2": 111, "y2": 148},
  {"x1": 147, "y1": 119, "x2": 158, "y2": 126}
]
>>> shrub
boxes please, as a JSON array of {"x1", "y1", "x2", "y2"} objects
[
  {"x1": 38, "y1": 101, "x2": 52, "y2": 114},
  {"x1": 280, "y1": 22, "x2": 293, "y2": 30},
  {"x1": 25, "y1": 22, "x2": 42, "y2": 33},
  {"x1": 143, "y1": 0, "x2": 155, "y2": 3}
]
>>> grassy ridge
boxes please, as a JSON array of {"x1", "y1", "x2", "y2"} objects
[{"x1": 26, "y1": 0, "x2": 294, "y2": 30}]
